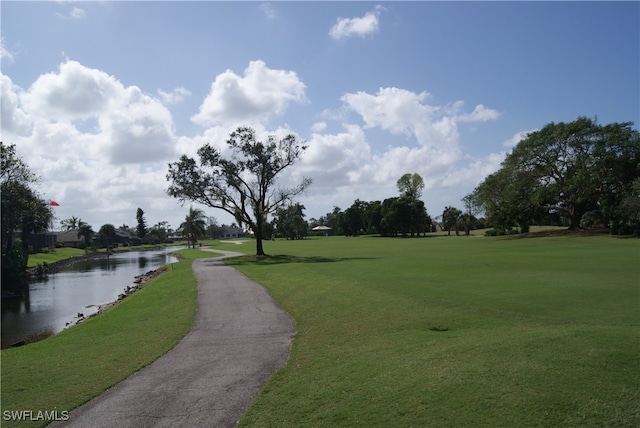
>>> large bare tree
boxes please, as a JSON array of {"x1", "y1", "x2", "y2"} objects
[{"x1": 166, "y1": 127, "x2": 312, "y2": 255}]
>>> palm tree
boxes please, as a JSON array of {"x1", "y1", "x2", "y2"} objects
[
  {"x1": 180, "y1": 207, "x2": 207, "y2": 248},
  {"x1": 61, "y1": 216, "x2": 80, "y2": 231}
]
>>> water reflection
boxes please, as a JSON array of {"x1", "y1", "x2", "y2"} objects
[{"x1": 1, "y1": 247, "x2": 182, "y2": 348}]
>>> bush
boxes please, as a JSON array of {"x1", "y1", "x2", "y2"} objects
[
  {"x1": 34, "y1": 261, "x2": 49, "y2": 279},
  {"x1": 485, "y1": 228, "x2": 519, "y2": 236},
  {"x1": 581, "y1": 210, "x2": 606, "y2": 229}
]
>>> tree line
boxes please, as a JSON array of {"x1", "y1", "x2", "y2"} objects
[
  {"x1": 1, "y1": 143, "x2": 53, "y2": 295},
  {"x1": 4, "y1": 115, "x2": 636, "y2": 293},
  {"x1": 466, "y1": 117, "x2": 640, "y2": 235},
  {"x1": 56, "y1": 207, "x2": 228, "y2": 250},
  {"x1": 274, "y1": 173, "x2": 436, "y2": 238}
]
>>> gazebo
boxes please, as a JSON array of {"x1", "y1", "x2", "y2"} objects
[{"x1": 311, "y1": 225, "x2": 332, "y2": 236}]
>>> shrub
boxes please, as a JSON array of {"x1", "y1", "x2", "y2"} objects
[
  {"x1": 485, "y1": 228, "x2": 519, "y2": 236},
  {"x1": 34, "y1": 262, "x2": 49, "y2": 279}
]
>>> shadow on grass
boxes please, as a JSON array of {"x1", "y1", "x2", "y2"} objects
[
  {"x1": 228, "y1": 254, "x2": 379, "y2": 266},
  {"x1": 502, "y1": 228, "x2": 619, "y2": 239}
]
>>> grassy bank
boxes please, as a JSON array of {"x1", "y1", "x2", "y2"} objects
[
  {"x1": 26, "y1": 248, "x2": 86, "y2": 268},
  {"x1": 224, "y1": 235, "x2": 639, "y2": 427},
  {"x1": 1, "y1": 248, "x2": 215, "y2": 428}
]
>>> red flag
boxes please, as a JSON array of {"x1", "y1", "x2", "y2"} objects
[{"x1": 50, "y1": 200, "x2": 60, "y2": 207}]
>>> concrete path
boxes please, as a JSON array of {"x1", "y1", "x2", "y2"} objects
[{"x1": 51, "y1": 249, "x2": 296, "y2": 428}]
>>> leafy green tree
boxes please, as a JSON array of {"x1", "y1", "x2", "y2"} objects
[
  {"x1": 274, "y1": 203, "x2": 307, "y2": 239},
  {"x1": 143, "y1": 221, "x2": 172, "y2": 245},
  {"x1": 410, "y1": 199, "x2": 430, "y2": 236},
  {"x1": 468, "y1": 170, "x2": 516, "y2": 232},
  {"x1": 459, "y1": 195, "x2": 478, "y2": 236},
  {"x1": 324, "y1": 206, "x2": 343, "y2": 235},
  {"x1": 167, "y1": 126, "x2": 312, "y2": 256},
  {"x1": 77, "y1": 223, "x2": 95, "y2": 249},
  {"x1": 397, "y1": 173, "x2": 425, "y2": 201},
  {"x1": 469, "y1": 117, "x2": 639, "y2": 233},
  {"x1": 1, "y1": 142, "x2": 53, "y2": 295},
  {"x1": 396, "y1": 198, "x2": 413, "y2": 235},
  {"x1": 206, "y1": 216, "x2": 221, "y2": 239},
  {"x1": 614, "y1": 177, "x2": 640, "y2": 235},
  {"x1": 362, "y1": 200, "x2": 383, "y2": 235},
  {"x1": 342, "y1": 200, "x2": 366, "y2": 236},
  {"x1": 378, "y1": 197, "x2": 409, "y2": 236},
  {"x1": 98, "y1": 224, "x2": 116, "y2": 249},
  {"x1": 396, "y1": 173, "x2": 428, "y2": 236},
  {"x1": 180, "y1": 206, "x2": 207, "y2": 248},
  {"x1": 442, "y1": 206, "x2": 462, "y2": 236},
  {"x1": 136, "y1": 208, "x2": 148, "y2": 238}
]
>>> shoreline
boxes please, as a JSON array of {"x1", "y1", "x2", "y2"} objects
[
  {"x1": 74, "y1": 264, "x2": 170, "y2": 325},
  {"x1": 4, "y1": 251, "x2": 177, "y2": 347},
  {"x1": 28, "y1": 244, "x2": 180, "y2": 276}
]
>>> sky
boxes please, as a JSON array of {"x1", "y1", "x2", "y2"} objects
[{"x1": 1, "y1": 1, "x2": 638, "y2": 232}]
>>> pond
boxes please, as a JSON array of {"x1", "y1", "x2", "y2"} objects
[{"x1": 1, "y1": 247, "x2": 182, "y2": 348}]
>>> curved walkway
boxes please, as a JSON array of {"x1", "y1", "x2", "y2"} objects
[{"x1": 51, "y1": 249, "x2": 296, "y2": 428}]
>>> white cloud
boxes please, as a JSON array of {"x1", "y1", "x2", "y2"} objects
[
  {"x1": 1, "y1": 37, "x2": 15, "y2": 63},
  {"x1": 191, "y1": 60, "x2": 307, "y2": 127},
  {"x1": 440, "y1": 152, "x2": 506, "y2": 188},
  {"x1": 341, "y1": 87, "x2": 436, "y2": 136},
  {"x1": 157, "y1": 87, "x2": 191, "y2": 105},
  {"x1": 340, "y1": 87, "x2": 499, "y2": 154},
  {"x1": 329, "y1": 6, "x2": 383, "y2": 40},
  {"x1": 311, "y1": 121, "x2": 327, "y2": 132},
  {"x1": 503, "y1": 129, "x2": 536, "y2": 147},
  {"x1": 57, "y1": 7, "x2": 86, "y2": 20},
  {"x1": 259, "y1": 3, "x2": 277, "y2": 20},
  {"x1": 16, "y1": 61, "x2": 177, "y2": 165},
  {"x1": 292, "y1": 86, "x2": 503, "y2": 216},
  {"x1": 300, "y1": 124, "x2": 372, "y2": 186},
  {"x1": 21, "y1": 61, "x2": 120, "y2": 120},
  {"x1": 1, "y1": 74, "x2": 31, "y2": 136},
  {"x1": 454, "y1": 103, "x2": 501, "y2": 123},
  {"x1": 1, "y1": 60, "x2": 182, "y2": 229},
  {"x1": 2, "y1": 57, "x2": 505, "y2": 233},
  {"x1": 103, "y1": 87, "x2": 177, "y2": 164}
]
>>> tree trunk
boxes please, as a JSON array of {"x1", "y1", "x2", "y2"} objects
[
  {"x1": 20, "y1": 229, "x2": 30, "y2": 269},
  {"x1": 255, "y1": 229, "x2": 265, "y2": 256},
  {"x1": 568, "y1": 206, "x2": 581, "y2": 230},
  {"x1": 254, "y1": 217, "x2": 265, "y2": 256}
]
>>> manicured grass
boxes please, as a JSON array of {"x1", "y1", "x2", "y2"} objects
[
  {"x1": 26, "y1": 248, "x2": 86, "y2": 268},
  {"x1": 0, "y1": 248, "x2": 215, "y2": 428},
  {"x1": 3, "y1": 236, "x2": 638, "y2": 427},
  {"x1": 222, "y1": 235, "x2": 640, "y2": 427}
]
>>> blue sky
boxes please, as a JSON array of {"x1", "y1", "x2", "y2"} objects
[{"x1": 2, "y1": 1, "x2": 638, "y2": 232}]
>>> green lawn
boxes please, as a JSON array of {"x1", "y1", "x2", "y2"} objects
[
  {"x1": 220, "y1": 235, "x2": 640, "y2": 427},
  {"x1": 26, "y1": 248, "x2": 86, "y2": 268},
  {"x1": 0, "y1": 248, "x2": 215, "y2": 428},
  {"x1": 2, "y1": 236, "x2": 638, "y2": 427}
]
